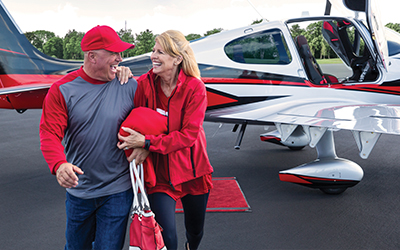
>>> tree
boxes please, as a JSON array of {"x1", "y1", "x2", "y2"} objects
[
  {"x1": 204, "y1": 28, "x2": 223, "y2": 37},
  {"x1": 24, "y1": 30, "x2": 56, "y2": 52},
  {"x1": 290, "y1": 24, "x2": 305, "y2": 39},
  {"x1": 43, "y1": 36, "x2": 63, "y2": 58},
  {"x1": 186, "y1": 33, "x2": 202, "y2": 41},
  {"x1": 134, "y1": 29, "x2": 156, "y2": 56},
  {"x1": 320, "y1": 39, "x2": 331, "y2": 59},
  {"x1": 386, "y1": 23, "x2": 400, "y2": 33},
  {"x1": 117, "y1": 28, "x2": 135, "y2": 58},
  {"x1": 251, "y1": 19, "x2": 264, "y2": 25},
  {"x1": 305, "y1": 21, "x2": 324, "y2": 59},
  {"x1": 63, "y1": 29, "x2": 84, "y2": 60}
]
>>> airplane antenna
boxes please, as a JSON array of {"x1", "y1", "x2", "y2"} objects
[
  {"x1": 324, "y1": 0, "x2": 332, "y2": 15},
  {"x1": 246, "y1": 0, "x2": 268, "y2": 22}
]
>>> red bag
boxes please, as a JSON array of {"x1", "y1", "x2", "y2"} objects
[
  {"x1": 129, "y1": 210, "x2": 165, "y2": 250},
  {"x1": 120, "y1": 107, "x2": 167, "y2": 188},
  {"x1": 129, "y1": 161, "x2": 166, "y2": 250}
]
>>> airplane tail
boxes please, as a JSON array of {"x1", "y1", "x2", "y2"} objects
[{"x1": 0, "y1": 1, "x2": 81, "y2": 111}]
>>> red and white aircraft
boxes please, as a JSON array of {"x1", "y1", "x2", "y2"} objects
[{"x1": 1, "y1": 0, "x2": 400, "y2": 194}]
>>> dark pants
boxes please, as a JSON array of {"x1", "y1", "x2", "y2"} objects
[
  {"x1": 148, "y1": 192, "x2": 209, "y2": 250},
  {"x1": 64, "y1": 189, "x2": 133, "y2": 250}
]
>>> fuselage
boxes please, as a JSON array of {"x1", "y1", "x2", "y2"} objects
[{"x1": 1, "y1": 2, "x2": 400, "y2": 117}]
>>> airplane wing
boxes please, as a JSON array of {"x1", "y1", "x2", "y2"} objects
[
  {"x1": 208, "y1": 100, "x2": 400, "y2": 135},
  {"x1": 266, "y1": 104, "x2": 400, "y2": 135},
  {"x1": 206, "y1": 98, "x2": 400, "y2": 159}
]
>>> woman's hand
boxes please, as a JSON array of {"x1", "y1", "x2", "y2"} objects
[
  {"x1": 128, "y1": 148, "x2": 150, "y2": 164},
  {"x1": 117, "y1": 127, "x2": 145, "y2": 149},
  {"x1": 116, "y1": 66, "x2": 133, "y2": 84}
]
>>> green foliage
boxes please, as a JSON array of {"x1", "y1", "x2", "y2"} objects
[
  {"x1": 386, "y1": 23, "x2": 400, "y2": 33},
  {"x1": 133, "y1": 29, "x2": 156, "y2": 56},
  {"x1": 345, "y1": 26, "x2": 365, "y2": 56},
  {"x1": 118, "y1": 28, "x2": 135, "y2": 58},
  {"x1": 63, "y1": 29, "x2": 85, "y2": 60},
  {"x1": 25, "y1": 30, "x2": 56, "y2": 52},
  {"x1": 290, "y1": 24, "x2": 305, "y2": 39},
  {"x1": 43, "y1": 36, "x2": 63, "y2": 58},
  {"x1": 204, "y1": 28, "x2": 223, "y2": 37},
  {"x1": 251, "y1": 19, "x2": 263, "y2": 25},
  {"x1": 186, "y1": 33, "x2": 202, "y2": 41},
  {"x1": 305, "y1": 21, "x2": 324, "y2": 58}
]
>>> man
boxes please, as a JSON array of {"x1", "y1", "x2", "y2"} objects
[{"x1": 40, "y1": 25, "x2": 137, "y2": 250}]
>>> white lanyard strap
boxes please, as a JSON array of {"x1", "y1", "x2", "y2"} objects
[{"x1": 129, "y1": 160, "x2": 150, "y2": 210}]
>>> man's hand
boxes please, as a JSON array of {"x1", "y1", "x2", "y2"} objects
[{"x1": 56, "y1": 163, "x2": 84, "y2": 188}]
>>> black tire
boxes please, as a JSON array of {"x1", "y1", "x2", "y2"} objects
[
  {"x1": 288, "y1": 146, "x2": 305, "y2": 151},
  {"x1": 320, "y1": 187, "x2": 347, "y2": 195}
]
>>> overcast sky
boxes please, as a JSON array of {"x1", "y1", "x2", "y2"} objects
[{"x1": 2, "y1": 0, "x2": 398, "y2": 37}]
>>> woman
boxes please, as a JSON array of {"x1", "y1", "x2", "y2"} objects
[{"x1": 118, "y1": 30, "x2": 213, "y2": 250}]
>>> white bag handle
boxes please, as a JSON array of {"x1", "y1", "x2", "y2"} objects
[{"x1": 129, "y1": 160, "x2": 150, "y2": 210}]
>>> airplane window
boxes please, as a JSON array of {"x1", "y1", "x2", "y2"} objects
[
  {"x1": 121, "y1": 56, "x2": 153, "y2": 76},
  {"x1": 385, "y1": 28, "x2": 400, "y2": 56},
  {"x1": 224, "y1": 29, "x2": 291, "y2": 65},
  {"x1": 388, "y1": 40, "x2": 400, "y2": 56},
  {"x1": 344, "y1": 25, "x2": 365, "y2": 57}
]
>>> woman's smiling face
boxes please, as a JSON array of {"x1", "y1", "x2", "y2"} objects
[{"x1": 150, "y1": 41, "x2": 177, "y2": 78}]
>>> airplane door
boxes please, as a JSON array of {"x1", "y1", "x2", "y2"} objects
[{"x1": 366, "y1": 0, "x2": 388, "y2": 71}]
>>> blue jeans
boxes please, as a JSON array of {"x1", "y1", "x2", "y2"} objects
[{"x1": 64, "y1": 189, "x2": 133, "y2": 250}]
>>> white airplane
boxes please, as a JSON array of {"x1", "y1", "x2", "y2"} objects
[
  {"x1": 1, "y1": 0, "x2": 400, "y2": 194},
  {"x1": 193, "y1": 0, "x2": 400, "y2": 194}
]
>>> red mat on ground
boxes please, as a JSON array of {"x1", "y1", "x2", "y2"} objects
[{"x1": 176, "y1": 177, "x2": 251, "y2": 213}]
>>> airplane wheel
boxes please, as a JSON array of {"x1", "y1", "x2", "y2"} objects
[
  {"x1": 320, "y1": 187, "x2": 347, "y2": 195},
  {"x1": 288, "y1": 146, "x2": 305, "y2": 151}
]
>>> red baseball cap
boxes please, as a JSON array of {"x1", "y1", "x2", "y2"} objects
[{"x1": 81, "y1": 25, "x2": 135, "y2": 52}]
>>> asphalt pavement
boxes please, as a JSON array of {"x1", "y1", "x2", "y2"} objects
[{"x1": 1, "y1": 108, "x2": 400, "y2": 249}]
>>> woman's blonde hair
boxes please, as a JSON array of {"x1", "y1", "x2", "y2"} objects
[{"x1": 155, "y1": 30, "x2": 201, "y2": 79}]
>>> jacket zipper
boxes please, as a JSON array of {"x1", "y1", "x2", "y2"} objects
[
  {"x1": 167, "y1": 87, "x2": 177, "y2": 190},
  {"x1": 191, "y1": 146, "x2": 196, "y2": 177}
]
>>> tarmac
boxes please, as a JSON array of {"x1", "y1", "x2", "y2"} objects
[{"x1": 2, "y1": 108, "x2": 400, "y2": 249}]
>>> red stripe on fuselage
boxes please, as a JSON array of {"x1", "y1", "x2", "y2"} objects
[
  {"x1": 0, "y1": 48, "x2": 26, "y2": 55},
  {"x1": 202, "y1": 77, "x2": 309, "y2": 86},
  {"x1": 207, "y1": 91, "x2": 238, "y2": 106},
  {"x1": 333, "y1": 85, "x2": 400, "y2": 95},
  {"x1": 203, "y1": 77, "x2": 400, "y2": 96}
]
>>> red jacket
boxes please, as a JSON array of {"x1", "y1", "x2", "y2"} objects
[{"x1": 134, "y1": 69, "x2": 213, "y2": 187}]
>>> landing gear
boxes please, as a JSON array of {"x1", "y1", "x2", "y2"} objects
[
  {"x1": 260, "y1": 126, "x2": 309, "y2": 150},
  {"x1": 279, "y1": 130, "x2": 364, "y2": 194}
]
